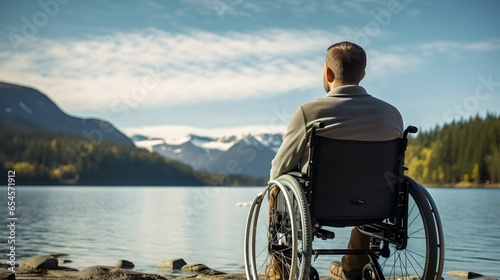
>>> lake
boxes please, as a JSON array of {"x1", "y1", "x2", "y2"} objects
[{"x1": 1, "y1": 186, "x2": 499, "y2": 278}]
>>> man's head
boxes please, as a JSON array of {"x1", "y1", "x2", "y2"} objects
[{"x1": 323, "y1": 41, "x2": 366, "y2": 92}]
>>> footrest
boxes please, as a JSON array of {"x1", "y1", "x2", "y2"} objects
[{"x1": 314, "y1": 228, "x2": 335, "y2": 240}]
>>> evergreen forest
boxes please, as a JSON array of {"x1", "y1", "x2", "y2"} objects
[{"x1": 406, "y1": 113, "x2": 500, "y2": 186}]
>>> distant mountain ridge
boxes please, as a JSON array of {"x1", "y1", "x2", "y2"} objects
[
  {"x1": 0, "y1": 80, "x2": 283, "y2": 181},
  {"x1": 134, "y1": 132, "x2": 283, "y2": 178},
  {"x1": 0, "y1": 81, "x2": 132, "y2": 146},
  {"x1": 0, "y1": 81, "x2": 209, "y2": 186}
]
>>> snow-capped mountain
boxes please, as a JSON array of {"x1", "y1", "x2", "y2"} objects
[{"x1": 134, "y1": 132, "x2": 284, "y2": 178}]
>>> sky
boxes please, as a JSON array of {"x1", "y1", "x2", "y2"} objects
[{"x1": 0, "y1": 0, "x2": 499, "y2": 139}]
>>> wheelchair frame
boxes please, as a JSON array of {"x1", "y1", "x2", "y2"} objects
[{"x1": 244, "y1": 124, "x2": 444, "y2": 280}]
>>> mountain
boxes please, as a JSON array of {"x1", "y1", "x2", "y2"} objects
[
  {"x1": 152, "y1": 134, "x2": 232, "y2": 170},
  {"x1": 134, "y1": 132, "x2": 283, "y2": 178},
  {"x1": 0, "y1": 81, "x2": 208, "y2": 186},
  {"x1": 0, "y1": 82, "x2": 133, "y2": 146},
  {"x1": 207, "y1": 134, "x2": 280, "y2": 177},
  {"x1": 0, "y1": 81, "x2": 280, "y2": 186}
]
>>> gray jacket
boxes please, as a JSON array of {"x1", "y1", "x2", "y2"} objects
[{"x1": 270, "y1": 85, "x2": 404, "y2": 179}]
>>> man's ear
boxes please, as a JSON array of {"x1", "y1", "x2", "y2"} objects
[
  {"x1": 359, "y1": 70, "x2": 366, "y2": 82},
  {"x1": 324, "y1": 66, "x2": 334, "y2": 82}
]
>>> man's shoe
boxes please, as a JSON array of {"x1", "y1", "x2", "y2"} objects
[
  {"x1": 329, "y1": 261, "x2": 348, "y2": 280},
  {"x1": 266, "y1": 259, "x2": 286, "y2": 280}
]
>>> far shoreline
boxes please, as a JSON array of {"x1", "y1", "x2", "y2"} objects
[{"x1": 424, "y1": 182, "x2": 500, "y2": 189}]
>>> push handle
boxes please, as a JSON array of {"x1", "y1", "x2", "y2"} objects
[
  {"x1": 309, "y1": 122, "x2": 325, "y2": 147},
  {"x1": 312, "y1": 122, "x2": 325, "y2": 137},
  {"x1": 314, "y1": 122, "x2": 326, "y2": 129},
  {"x1": 400, "y1": 125, "x2": 418, "y2": 174},
  {"x1": 403, "y1": 125, "x2": 418, "y2": 139}
]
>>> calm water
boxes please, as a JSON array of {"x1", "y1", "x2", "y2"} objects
[{"x1": 1, "y1": 187, "x2": 499, "y2": 278}]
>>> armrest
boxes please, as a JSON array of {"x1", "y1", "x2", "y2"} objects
[{"x1": 287, "y1": 171, "x2": 308, "y2": 179}]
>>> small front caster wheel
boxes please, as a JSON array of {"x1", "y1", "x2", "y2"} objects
[
  {"x1": 310, "y1": 266, "x2": 319, "y2": 280},
  {"x1": 362, "y1": 263, "x2": 377, "y2": 280}
]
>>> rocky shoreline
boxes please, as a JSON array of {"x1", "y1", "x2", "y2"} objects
[
  {"x1": 1, "y1": 254, "x2": 249, "y2": 280},
  {"x1": 1, "y1": 254, "x2": 498, "y2": 280}
]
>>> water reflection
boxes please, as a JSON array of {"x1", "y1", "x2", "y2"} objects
[{"x1": 1, "y1": 187, "x2": 499, "y2": 277}]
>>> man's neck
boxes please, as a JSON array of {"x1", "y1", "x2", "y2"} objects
[{"x1": 331, "y1": 81, "x2": 358, "y2": 90}]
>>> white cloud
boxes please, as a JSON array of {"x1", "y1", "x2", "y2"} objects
[
  {"x1": 418, "y1": 39, "x2": 500, "y2": 53},
  {"x1": 0, "y1": 28, "x2": 336, "y2": 112},
  {"x1": 0, "y1": 27, "x2": 435, "y2": 113},
  {"x1": 366, "y1": 50, "x2": 424, "y2": 79}
]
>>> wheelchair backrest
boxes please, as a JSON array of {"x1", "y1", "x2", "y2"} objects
[{"x1": 308, "y1": 136, "x2": 403, "y2": 227}]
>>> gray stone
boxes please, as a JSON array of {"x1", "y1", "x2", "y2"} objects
[
  {"x1": 174, "y1": 273, "x2": 244, "y2": 279},
  {"x1": 19, "y1": 255, "x2": 58, "y2": 270},
  {"x1": 180, "y1": 263, "x2": 226, "y2": 277},
  {"x1": 117, "y1": 259, "x2": 135, "y2": 269},
  {"x1": 447, "y1": 270, "x2": 484, "y2": 279},
  {"x1": 0, "y1": 268, "x2": 15, "y2": 280},
  {"x1": 46, "y1": 266, "x2": 79, "y2": 278},
  {"x1": 157, "y1": 258, "x2": 187, "y2": 269},
  {"x1": 182, "y1": 263, "x2": 210, "y2": 272},
  {"x1": 77, "y1": 266, "x2": 168, "y2": 280}
]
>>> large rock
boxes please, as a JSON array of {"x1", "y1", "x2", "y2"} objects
[
  {"x1": 182, "y1": 263, "x2": 210, "y2": 272},
  {"x1": 181, "y1": 263, "x2": 226, "y2": 277},
  {"x1": 0, "y1": 268, "x2": 15, "y2": 280},
  {"x1": 175, "y1": 273, "x2": 245, "y2": 280},
  {"x1": 19, "y1": 255, "x2": 58, "y2": 270},
  {"x1": 76, "y1": 266, "x2": 167, "y2": 280},
  {"x1": 46, "y1": 266, "x2": 79, "y2": 278},
  {"x1": 157, "y1": 258, "x2": 187, "y2": 269}
]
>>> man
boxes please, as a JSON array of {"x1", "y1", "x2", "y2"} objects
[{"x1": 270, "y1": 41, "x2": 403, "y2": 280}]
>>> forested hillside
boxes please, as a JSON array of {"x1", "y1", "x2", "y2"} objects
[
  {"x1": 0, "y1": 123, "x2": 267, "y2": 186},
  {"x1": 406, "y1": 114, "x2": 500, "y2": 186},
  {"x1": 0, "y1": 123, "x2": 206, "y2": 186},
  {"x1": 0, "y1": 81, "x2": 265, "y2": 186}
]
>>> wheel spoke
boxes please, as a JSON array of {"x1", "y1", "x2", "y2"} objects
[
  {"x1": 377, "y1": 180, "x2": 438, "y2": 279},
  {"x1": 244, "y1": 177, "x2": 311, "y2": 280}
]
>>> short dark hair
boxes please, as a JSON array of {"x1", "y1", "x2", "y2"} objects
[{"x1": 325, "y1": 41, "x2": 366, "y2": 85}]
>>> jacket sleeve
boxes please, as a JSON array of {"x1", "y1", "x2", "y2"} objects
[{"x1": 270, "y1": 106, "x2": 308, "y2": 180}]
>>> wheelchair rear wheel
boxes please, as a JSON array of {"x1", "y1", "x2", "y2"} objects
[
  {"x1": 377, "y1": 180, "x2": 438, "y2": 280},
  {"x1": 418, "y1": 181, "x2": 445, "y2": 280},
  {"x1": 244, "y1": 175, "x2": 312, "y2": 280}
]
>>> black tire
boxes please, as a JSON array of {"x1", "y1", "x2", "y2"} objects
[
  {"x1": 278, "y1": 175, "x2": 312, "y2": 280},
  {"x1": 417, "y1": 180, "x2": 445, "y2": 280},
  {"x1": 310, "y1": 266, "x2": 320, "y2": 280},
  {"x1": 244, "y1": 175, "x2": 312, "y2": 280},
  {"x1": 379, "y1": 178, "x2": 438, "y2": 280}
]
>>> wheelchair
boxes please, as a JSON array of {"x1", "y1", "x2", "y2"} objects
[{"x1": 244, "y1": 123, "x2": 445, "y2": 280}]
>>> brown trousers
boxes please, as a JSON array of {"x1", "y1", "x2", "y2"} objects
[{"x1": 342, "y1": 227, "x2": 371, "y2": 277}]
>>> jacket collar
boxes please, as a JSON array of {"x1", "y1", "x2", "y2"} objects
[{"x1": 326, "y1": 85, "x2": 370, "y2": 97}]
